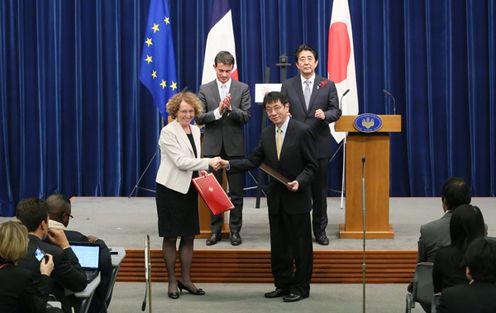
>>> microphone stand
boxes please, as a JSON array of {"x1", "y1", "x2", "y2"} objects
[
  {"x1": 382, "y1": 89, "x2": 396, "y2": 115},
  {"x1": 142, "y1": 234, "x2": 152, "y2": 312},
  {"x1": 129, "y1": 116, "x2": 165, "y2": 197},
  {"x1": 361, "y1": 156, "x2": 366, "y2": 313}
]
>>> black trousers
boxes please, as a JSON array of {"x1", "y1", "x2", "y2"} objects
[
  {"x1": 208, "y1": 146, "x2": 244, "y2": 234},
  {"x1": 311, "y1": 157, "x2": 329, "y2": 236},
  {"x1": 269, "y1": 210, "x2": 313, "y2": 296}
]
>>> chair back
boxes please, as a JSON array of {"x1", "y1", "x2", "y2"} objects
[{"x1": 413, "y1": 262, "x2": 434, "y2": 305}]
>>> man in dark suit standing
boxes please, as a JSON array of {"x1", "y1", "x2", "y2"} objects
[
  {"x1": 16, "y1": 198, "x2": 87, "y2": 313},
  {"x1": 281, "y1": 44, "x2": 341, "y2": 245},
  {"x1": 196, "y1": 51, "x2": 251, "y2": 246},
  {"x1": 222, "y1": 92, "x2": 317, "y2": 302}
]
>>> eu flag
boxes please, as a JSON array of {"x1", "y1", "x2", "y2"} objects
[{"x1": 140, "y1": 0, "x2": 178, "y2": 120}]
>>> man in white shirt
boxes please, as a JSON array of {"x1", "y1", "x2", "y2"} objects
[{"x1": 195, "y1": 51, "x2": 251, "y2": 246}]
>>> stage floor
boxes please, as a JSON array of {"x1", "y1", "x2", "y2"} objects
[{"x1": 25, "y1": 196, "x2": 495, "y2": 251}]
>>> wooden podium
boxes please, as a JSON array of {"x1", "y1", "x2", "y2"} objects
[{"x1": 335, "y1": 115, "x2": 401, "y2": 239}]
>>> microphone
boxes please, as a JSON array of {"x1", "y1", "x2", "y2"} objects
[
  {"x1": 382, "y1": 89, "x2": 396, "y2": 115},
  {"x1": 339, "y1": 89, "x2": 350, "y2": 110}
]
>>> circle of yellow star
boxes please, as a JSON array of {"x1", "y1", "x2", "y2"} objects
[
  {"x1": 170, "y1": 81, "x2": 178, "y2": 91},
  {"x1": 164, "y1": 17, "x2": 170, "y2": 24},
  {"x1": 160, "y1": 80, "x2": 167, "y2": 89},
  {"x1": 151, "y1": 70, "x2": 157, "y2": 79},
  {"x1": 145, "y1": 38, "x2": 153, "y2": 47},
  {"x1": 145, "y1": 55, "x2": 152, "y2": 64},
  {"x1": 152, "y1": 24, "x2": 159, "y2": 33}
]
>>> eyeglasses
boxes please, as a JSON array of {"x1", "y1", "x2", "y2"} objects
[
  {"x1": 265, "y1": 105, "x2": 285, "y2": 113},
  {"x1": 178, "y1": 109, "x2": 195, "y2": 114}
]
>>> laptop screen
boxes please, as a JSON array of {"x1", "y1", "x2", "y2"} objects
[{"x1": 71, "y1": 243, "x2": 100, "y2": 270}]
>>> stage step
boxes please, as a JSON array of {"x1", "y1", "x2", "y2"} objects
[{"x1": 116, "y1": 249, "x2": 417, "y2": 284}]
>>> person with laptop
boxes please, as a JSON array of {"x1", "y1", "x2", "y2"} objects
[
  {"x1": 16, "y1": 198, "x2": 87, "y2": 313},
  {"x1": 47, "y1": 193, "x2": 112, "y2": 313}
]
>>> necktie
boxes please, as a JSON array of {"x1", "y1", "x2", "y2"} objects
[
  {"x1": 276, "y1": 128, "x2": 283, "y2": 160},
  {"x1": 304, "y1": 80, "x2": 311, "y2": 109},
  {"x1": 220, "y1": 84, "x2": 227, "y2": 100}
]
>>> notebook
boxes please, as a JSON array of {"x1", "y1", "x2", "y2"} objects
[{"x1": 70, "y1": 242, "x2": 100, "y2": 282}]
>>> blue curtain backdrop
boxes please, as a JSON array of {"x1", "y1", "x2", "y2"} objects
[{"x1": 1, "y1": 0, "x2": 495, "y2": 216}]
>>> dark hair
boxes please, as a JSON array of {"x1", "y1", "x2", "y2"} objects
[
  {"x1": 262, "y1": 91, "x2": 289, "y2": 109},
  {"x1": 442, "y1": 177, "x2": 471, "y2": 210},
  {"x1": 449, "y1": 204, "x2": 485, "y2": 253},
  {"x1": 46, "y1": 193, "x2": 71, "y2": 221},
  {"x1": 214, "y1": 51, "x2": 235, "y2": 66},
  {"x1": 463, "y1": 238, "x2": 496, "y2": 283},
  {"x1": 295, "y1": 44, "x2": 318, "y2": 62},
  {"x1": 16, "y1": 198, "x2": 49, "y2": 232}
]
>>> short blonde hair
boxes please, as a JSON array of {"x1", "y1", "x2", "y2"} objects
[
  {"x1": 166, "y1": 91, "x2": 203, "y2": 119},
  {"x1": 0, "y1": 220, "x2": 29, "y2": 262}
]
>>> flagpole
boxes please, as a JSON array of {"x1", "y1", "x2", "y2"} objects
[{"x1": 340, "y1": 134, "x2": 346, "y2": 209}]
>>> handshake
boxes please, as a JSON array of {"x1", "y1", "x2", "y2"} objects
[{"x1": 208, "y1": 157, "x2": 229, "y2": 172}]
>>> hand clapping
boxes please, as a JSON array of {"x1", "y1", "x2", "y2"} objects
[{"x1": 219, "y1": 94, "x2": 232, "y2": 114}]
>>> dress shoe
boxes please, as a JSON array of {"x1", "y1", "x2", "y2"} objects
[
  {"x1": 206, "y1": 233, "x2": 221, "y2": 246},
  {"x1": 230, "y1": 232, "x2": 242, "y2": 246},
  {"x1": 168, "y1": 289, "x2": 179, "y2": 299},
  {"x1": 283, "y1": 292, "x2": 308, "y2": 302},
  {"x1": 264, "y1": 288, "x2": 290, "y2": 298},
  {"x1": 315, "y1": 233, "x2": 330, "y2": 245},
  {"x1": 177, "y1": 280, "x2": 205, "y2": 295}
]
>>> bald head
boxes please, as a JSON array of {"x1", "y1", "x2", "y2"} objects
[{"x1": 46, "y1": 194, "x2": 71, "y2": 227}]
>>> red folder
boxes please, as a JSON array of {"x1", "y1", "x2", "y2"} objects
[{"x1": 192, "y1": 173, "x2": 234, "y2": 215}]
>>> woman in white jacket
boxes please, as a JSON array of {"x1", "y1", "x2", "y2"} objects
[{"x1": 155, "y1": 92, "x2": 221, "y2": 299}]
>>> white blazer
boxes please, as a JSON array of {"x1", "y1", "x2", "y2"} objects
[{"x1": 156, "y1": 120, "x2": 210, "y2": 194}]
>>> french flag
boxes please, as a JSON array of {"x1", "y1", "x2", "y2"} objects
[
  {"x1": 201, "y1": 0, "x2": 238, "y2": 84},
  {"x1": 328, "y1": 0, "x2": 359, "y2": 143}
]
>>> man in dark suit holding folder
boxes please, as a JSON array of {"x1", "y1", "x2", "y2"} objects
[{"x1": 221, "y1": 91, "x2": 317, "y2": 302}]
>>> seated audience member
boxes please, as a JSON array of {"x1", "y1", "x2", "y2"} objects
[
  {"x1": 417, "y1": 177, "x2": 471, "y2": 262},
  {"x1": 432, "y1": 204, "x2": 485, "y2": 293},
  {"x1": 47, "y1": 193, "x2": 113, "y2": 313},
  {"x1": 408, "y1": 177, "x2": 471, "y2": 313},
  {"x1": 437, "y1": 238, "x2": 496, "y2": 313},
  {"x1": 16, "y1": 198, "x2": 87, "y2": 313},
  {"x1": 0, "y1": 220, "x2": 57, "y2": 313}
]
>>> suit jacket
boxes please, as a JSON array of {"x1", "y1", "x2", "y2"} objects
[
  {"x1": 229, "y1": 118, "x2": 317, "y2": 215},
  {"x1": 437, "y1": 282, "x2": 496, "y2": 313},
  {"x1": 17, "y1": 235, "x2": 87, "y2": 311},
  {"x1": 281, "y1": 75, "x2": 341, "y2": 159},
  {"x1": 432, "y1": 245, "x2": 469, "y2": 293},
  {"x1": 418, "y1": 211, "x2": 452, "y2": 262},
  {"x1": 155, "y1": 120, "x2": 210, "y2": 194},
  {"x1": 196, "y1": 79, "x2": 251, "y2": 157},
  {"x1": 0, "y1": 264, "x2": 51, "y2": 313}
]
